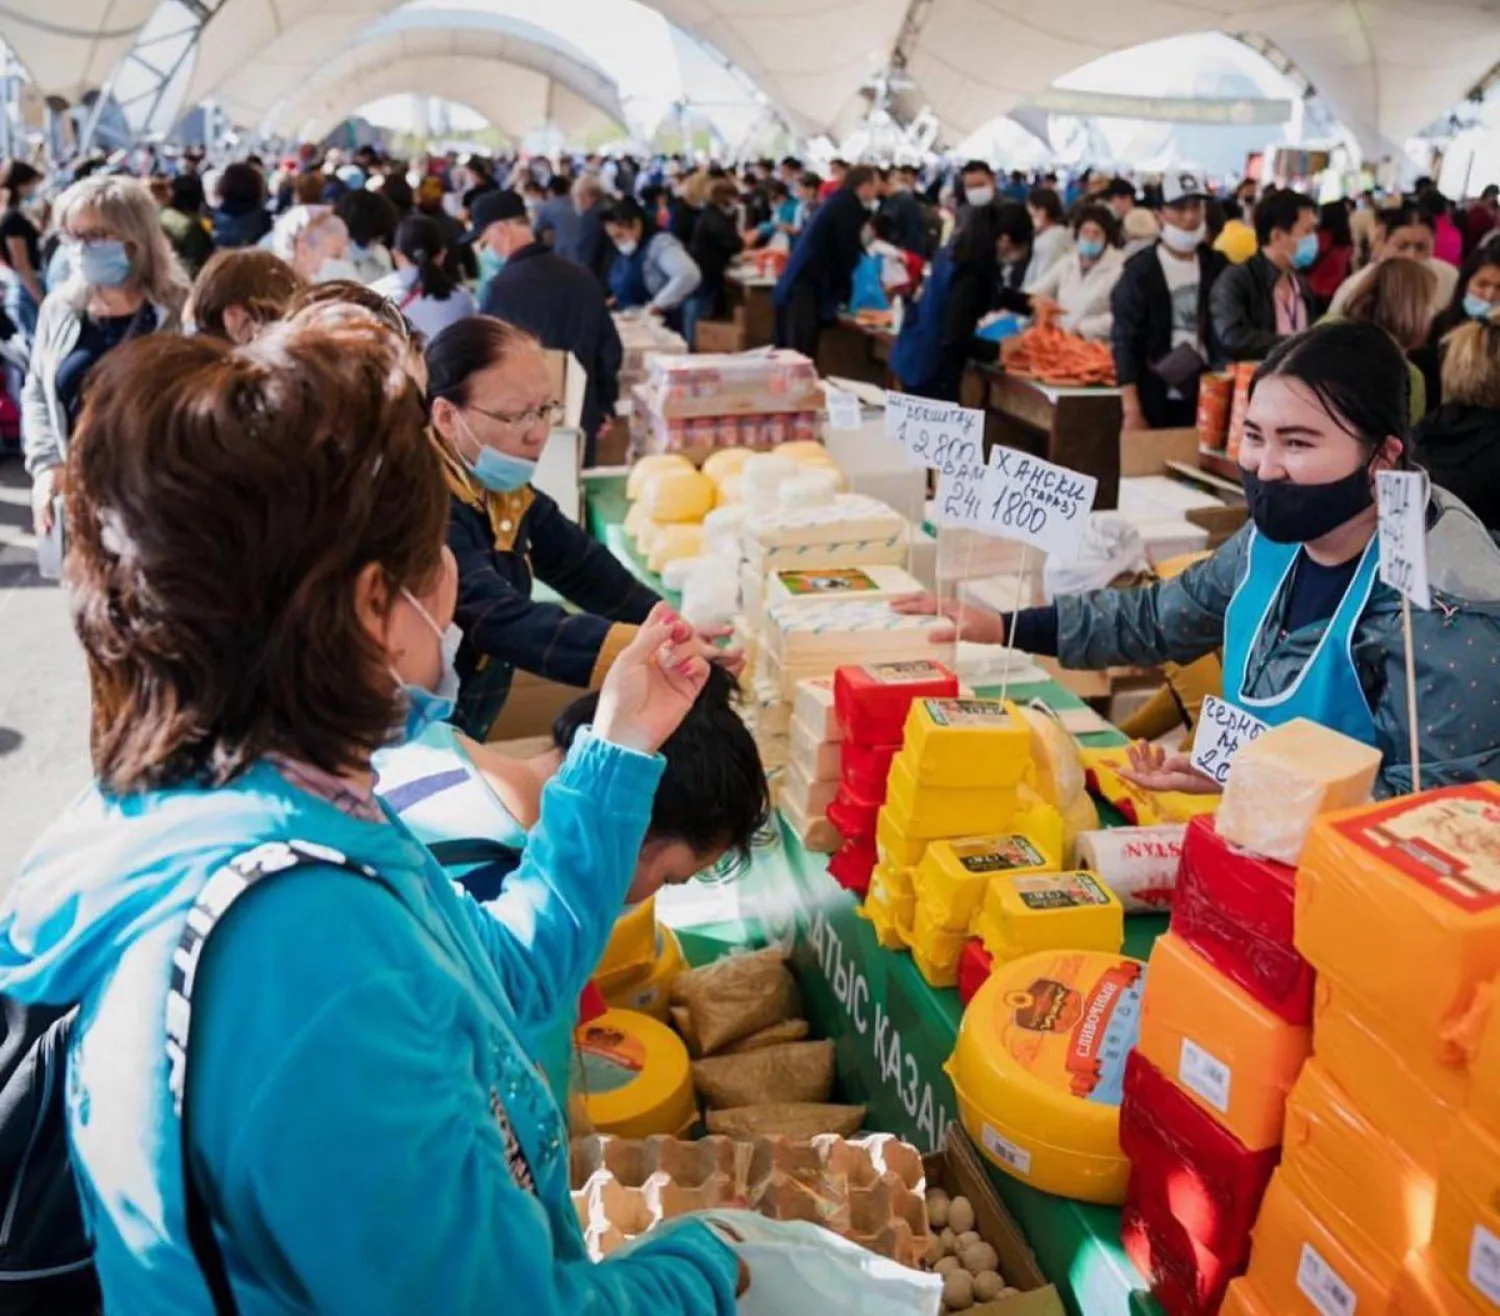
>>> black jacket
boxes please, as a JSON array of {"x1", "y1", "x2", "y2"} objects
[
  {"x1": 1210, "y1": 251, "x2": 1317, "y2": 361},
  {"x1": 1412, "y1": 403, "x2": 1500, "y2": 532},
  {"x1": 479, "y1": 243, "x2": 621, "y2": 450},
  {"x1": 880, "y1": 190, "x2": 927, "y2": 256},
  {"x1": 564, "y1": 203, "x2": 616, "y2": 290},
  {"x1": 669, "y1": 198, "x2": 700, "y2": 250},
  {"x1": 1110, "y1": 243, "x2": 1228, "y2": 428},
  {"x1": 933, "y1": 261, "x2": 1001, "y2": 401},
  {"x1": 773, "y1": 186, "x2": 871, "y2": 318},
  {"x1": 691, "y1": 206, "x2": 744, "y2": 308}
]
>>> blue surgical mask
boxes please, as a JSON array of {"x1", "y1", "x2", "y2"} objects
[
  {"x1": 1291, "y1": 232, "x2": 1319, "y2": 270},
  {"x1": 78, "y1": 238, "x2": 132, "y2": 289},
  {"x1": 457, "y1": 414, "x2": 537, "y2": 493},
  {"x1": 1077, "y1": 237, "x2": 1105, "y2": 260},
  {"x1": 478, "y1": 246, "x2": 506, "y2": 280},
  {"x1": 390, "y1": 589, "x2": 462, "y2": 743},
  {"x1": 1464, "y1": 293, "x2": 1496, "y2": 321}
]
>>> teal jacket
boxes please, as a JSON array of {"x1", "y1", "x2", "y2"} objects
[{"x1": 0, "y1": 733, "x2": 738, "y2": 1315}]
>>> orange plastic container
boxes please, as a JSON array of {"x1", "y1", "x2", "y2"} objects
[
  {"x1": 1136, "y1": 932, "x2": 1311, "y2": 1151},
  {"x1": 1280, "y1": 1059, "x2": 1437, "y2": 1265},
  {"x1": 1463, "y1": 974, "x2": 1500, "y2": 1143},
  {"x1": 1242, "y1": 1171, "x2": 1399, "y2": 1315},
  {"x1": 1392, "y1": 1247, "x2": 1489, "y2": 1316},
  {"x1": 1218, "y1": 1278, "x2": 1276, "y2": 1316},
  {"x1": 1432, "y1": 1113, "x2": 1500, "y2": 1311}
]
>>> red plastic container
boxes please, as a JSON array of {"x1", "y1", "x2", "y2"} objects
[
  {"x1": 1123, "y1": 1179, "x2": 1240, "y2": 1316},
  {"x1": 841, "y1": 741, "x2": 900, "y2": 800},
  {"x1": 833, "y1": 661, "x2": 958, "y2": 746},
  {"x1": 956, "y1": 940, "x2": 993, "y2": 1005},
  {"x1": 1119, "y1": 1051, "x2": 1279, "y2": 1259},
  {"x1": 828, "y1": 835, "x2": 877, "y2": 895},
  {"x1": 1172, "y1": 814, "x2": 1315, "y2": 1025},
  {"x1": 827, "y1": 784, "x2": 881, "y2": 840}
]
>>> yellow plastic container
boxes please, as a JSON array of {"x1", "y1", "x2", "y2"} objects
[
  {"x1": 1312, "y1": 976, "x2": 1465, "y2": 1176},
  {"x1": 594, "y1": 897, "x2": 660, "y2": 990},
  {"x1": 1243, "y1": 1171, "x2": 1399, "y2": 1315},
  {"x1": 599, "y1": 927, "x2": 685, "y2": 1023},
  {"x1": 970, "y1": 871, "x2": 1123, "y2": 967},
  {"x1": 946, "y1": 948, "x2": 1146, "y2": 1204},
  {"x1": 876, "y1": 804, "x2": 932, "y2": 870},
  {"x1": 1281, "y1": 1059, "x2": 1436, "y2": 1265},
  {"x1": 911, "y1": 937, "x2": 967, "y2": 989},
  {"x1": 900, "y1": 698, "x2": 1035, "y2": 789},
  {"x1": 1393, "y1": 1247, "x2": 1491, "y2": 1316},
  {"x1": 913, "y1": 833, "x2": 1059, "y2": 933},
  {"x1": 1432, "y1": 1113, "x2": 1500, "y2": 1311},
  {"x1": 884, "y1": 750, "x2": 1029, "y2": 840},
  {"x1": 860, "y1": 868, "x2": 907, "y2": 951},
  {"x1": 1079, "y1": 746, "x2": 1220, "y2": 825},
  {"x1": 1136, "y1": 932, "x2": 1311, "y2": 1152},
  {"x1": 573, "y1": 1008, "x2": 696, "y2": 1138}
]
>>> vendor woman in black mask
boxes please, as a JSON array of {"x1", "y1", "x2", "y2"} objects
[{"x1": 896, "y1": 320, "x2": 1500, "y2": 796}]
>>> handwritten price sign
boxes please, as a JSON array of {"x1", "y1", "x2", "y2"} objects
[
  {"x1": 1376, "y1": 470, "x2": 1431, "y2": 609},
  {"x1": 1190, "y1": 695, "x2": 1270, "y2": 787},
  {"x1": 933, "y1": 461, "x2": 989, "y2": 528},
  {"x1": 976, "y1": 446, "x2": 1097, "y2": 560},
  {"x1": 825, "y1": 389, "x2": 862, "y2": 431},
  {"x1": 884, "y1": 392, "x2": 984, "y2": 475}
]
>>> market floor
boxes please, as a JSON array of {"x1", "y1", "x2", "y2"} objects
[{"x1": 0, "y1": 453, "x2": 90, "y2": 894}]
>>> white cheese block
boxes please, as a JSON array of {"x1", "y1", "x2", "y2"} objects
[
  {"x1": 781, "y1": 758, "x2": 839, "y2": 818},
  {"x1": 790, "y1": 716, "x2": 843, "y2": 783},
  {"x1": 750, "y1": 495, "x2": 906, "y2": 550},
  {"x1": 744, "y1": 537, "x2": 910, "y2": 575},
  {"x1": 763, "y1": 564, "x2": 923, "y2": 617},
  {"x1": 792, "y1": 677, "x2": 841, "y2": 744},
  {"x1": 766, "y1": 603, "x2": 954, "y2": 697}
]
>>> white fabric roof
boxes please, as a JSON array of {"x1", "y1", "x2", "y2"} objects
[
  {"x1": 1, "y1": 0, "x2": 158, "y2": 100},
  {"x1": 268, "y1": 11, "x2": 625, "y2": 141}
]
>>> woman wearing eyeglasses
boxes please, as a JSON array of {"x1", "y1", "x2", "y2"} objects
[{"x1": 428, "y1": 316, "x2": 738, "y2": 739}]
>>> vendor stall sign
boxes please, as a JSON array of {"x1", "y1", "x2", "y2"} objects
[
  {"x1": 1190, "y1": 696, "x2": 1270, "y2": 787},
  {"x1": 884, "y1": 391, "x2": 985, "y2": 477},
  {"x1": 977, "y1": 446, "x2": 1097, "y2": 561}
]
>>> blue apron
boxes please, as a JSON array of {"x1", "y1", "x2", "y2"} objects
[
  {"x1": 1221, "y1": 528, "x2": 1381, "y2": 747},
  {"x1": 608, "y1": 244, "x2": 651, "y2": 309}
]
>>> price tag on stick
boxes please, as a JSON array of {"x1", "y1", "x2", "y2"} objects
[
  {"x1": 1376, "y1": 469, "x2": 1431, "y2": 789},
  {"x1": 884, "y1": 391, "x2": 984, "y2": 473},
  {"x1": 825, "y1": 389, "x2": 862, "y2": 431},
  {"x1": 977, "y1": 445, "x2": 1098, "y2": 561},
  {"x1": 1189, "y1": 695, "x2": 1270, "y2": 787}
]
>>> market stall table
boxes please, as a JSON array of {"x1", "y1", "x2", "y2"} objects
[
  {"x1": 722, "y1": 268, "x2": 777, "y2": 349},
  {"x1": 816, "y1": 314, "x2": 895, "y2": 389},
  {"x1": 961, "y1": 365, "x2": 1123, "y2": 511},
  {"x1": 583, "y1": 471, "x2": 1166, "y2": 1316}
]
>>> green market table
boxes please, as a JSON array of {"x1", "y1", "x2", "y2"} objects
[{"x1": 583, "y1": 474, "x2": 1165, "y2": 1316}]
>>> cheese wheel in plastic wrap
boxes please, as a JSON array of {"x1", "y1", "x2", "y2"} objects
[
  {"x1": 626, "y1": 453, "x2": 692, "y2": 501},
  {"x1": 640, "y1": 468, "x2": 715, "y2": 524},
  {"x1": 635, "y1": 517, "x2": 665, "y2": 557},
  {"x1": 778, "y1": 470, "x2": 840, "y2": 510},
  {"x1": 702, "y1": 447, "x2": 754, "y2": 484},
  {"x1": 661, "y1": 555, "x2": 711, "y2": 592},
  {"x1": 648, "y1": 523, "x2": 706, "y2": 574},
  {"x1": 715, "y1": 474, "x2": 742, "y2": 506},
  {"x1": 1061, "y1": 791, "x2": 1101, "y2": 870},
  {"x1": 1020, "y1": 706, "x2": 1087, "y2": 807},
  {"x1": 1076, "y1": 825, "x2": 1186, "y2": 914},
  {"x1": 775, "y1": 441, "x2": 831, "y2": 464},
  {"x1": 624, "y1": 501, "x2": 653, "y2": 545}
]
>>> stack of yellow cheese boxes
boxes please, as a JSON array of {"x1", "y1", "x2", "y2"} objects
[{"x1": 1224, "y1": 779, "x2": 1500, "y2": 1316}]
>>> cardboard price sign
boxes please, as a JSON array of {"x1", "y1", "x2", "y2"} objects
[
  {"x1": 884, "y1": 391, "x2": 984, "y2": 475},
  {"x1": 1190, "y1": 695, "x2": 1270, "y2": 787},
  {"x1": 1376, "y1": 470, "x2": 1431, "y2": 609},
  {"x1": 976, "y1": 446, "x2": 1097, "y2": 560}
]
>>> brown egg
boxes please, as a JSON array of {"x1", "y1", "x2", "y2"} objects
[
  {"x1": 972, "y1": 1271, "x2": 1006, "y2": 1302},
  {"x1": 943, "y1": 1270, "x2": 975, "y2": 1311},
  {"x1": 927, "y1": 1189, "x2": 951, "y2": 1229},
  {"x1": 947, "y1": 1195, "x2": 976, "y2": 1234},
  {"x1": 960, "y1": 1242, "x2": 1000, "y2": 1276}
]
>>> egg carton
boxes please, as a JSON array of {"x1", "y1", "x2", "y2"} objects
[{"x1": 569, "y1": 1133, "x2": 931, "y2": 1265}]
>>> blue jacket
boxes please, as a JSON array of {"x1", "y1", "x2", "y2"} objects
[
  {"x1": 0, "y1": 736, "x2": 739, "y2": 1316},
  {"x1": 534, "y1": 196, "x2": 581, "y2": 257}
]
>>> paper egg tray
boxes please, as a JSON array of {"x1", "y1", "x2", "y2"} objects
[{"x1": 569, "y1": 1133, "x2": 931, "y2": 1265}]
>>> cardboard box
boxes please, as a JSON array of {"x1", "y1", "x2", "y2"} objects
[
  {"x1": 534, "y1": 427, "x2": 584, "y2": 522},
  {"x1": 485, "y1": 669, "x2": 586, "y2": 743},
  {"x1": 1120, "y1": 427, "x2": 1247, "y2": 550},
  {"x1": 543, "y1": 350, "x2": 589, "y2": 432},
  {"x1": 694, "y1": 318, "x2": 748, "y2": 355},
  {"x1": 923, "y1": 1125, "x2": 1066, "y2": 1315}
]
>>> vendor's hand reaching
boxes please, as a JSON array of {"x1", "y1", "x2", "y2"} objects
[
  {"x1": 1118, "y1": 741, "x2": 1220, "y2": 795},
  {"x1": 890, "y1": 592, "x2": 1006, "y2": 646},
  {"x1": 595, "y1": 604, "x2": 710, "y2": 755}
]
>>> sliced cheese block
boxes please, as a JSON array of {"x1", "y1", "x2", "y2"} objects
[
  {"x1": 702, "y1": 446, "x2": 755, "y2": 483},
  {"x1": 914, "y1": 831, "x2": 1061, "y2": 933},
  {"x1": 792, "y1": 676, "x2": 841, "y2": 744},
  {"x1": 647, "y1": 523, "x2": 706, "y2": 574},
  {"x1": 763, "y1": 564, "x2": 923, "y2": 617},
  {"x1": 971, "y1": 870, "x2": 1123, "y2": 967},
  {"x1": 1019, "y1": 705, "x2": 1087, "y2": 808},
  {"x1": 901, "y1": 698, "x2": 1034, "y2": 790},
  {"x1": 625, "y1": 453, "x2": 693, "y2": 500},
  {"x1": 780, "y1": 758, "x2": 838, "y2": 819},
  {"x1": 1217, "y1": 717, "x2": 1382, "y2": 864},
  {"x1": 789, "y1": 716, "x2": 841, "y2": 783},
  {"x1": 639, "y1": 467, "x2": 715, "y2": 525}
]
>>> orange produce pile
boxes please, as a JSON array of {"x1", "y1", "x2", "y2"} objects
[{"x1": 1005, "y1": 324, "x2": 1117, "y2": 387}]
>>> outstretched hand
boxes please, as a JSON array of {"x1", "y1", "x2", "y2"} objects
[
  {"x1": 890, "y1": 592, "x2": 1007, "y2": 646},
  {"x1": 594, "y1": 604, "x2": 710, "y2": 755},
  {"x1": 1118, "y1": 741, "x2": 1221, "y2": 795}
]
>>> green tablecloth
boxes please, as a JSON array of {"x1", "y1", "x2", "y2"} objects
[{"x1": 583, "y1": 473, "x2": 1164, "y2": 1316}]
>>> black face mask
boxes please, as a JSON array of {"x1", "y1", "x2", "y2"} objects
[{"x1": 1240, "y1": 463, "x2": 1375, "y2": 544}]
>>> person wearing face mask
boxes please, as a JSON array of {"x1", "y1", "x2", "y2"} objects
[
  {"x1": 1024, "y1": 186, "x2": 1072, "y2": 286},
  {"x1": 1023, "y1": 204, "x2": 1125, "y2": 341},
  {"x1": 1210, "y1": 188, "x2": 1320, "y2": 361},
  {"x1": 473, "y1": 189, "x2": 622, "y2": 459},
  {"x1": 1329, "y1": 204, "x2": 1459, "y2": 320},
  {"x1": 1428, "y1": 247, "x2": 1500, "y2": 341},
  {"x1": 958, "y1": 160, "x2": 997, "y2": 215},
  {"x1": 0, "y1": 308, "x2": 751, "y2": 1316},
  {"x1": 1109, "y1": 172, "x2": 1228, "y2": 430},
  {"x1": 1, "y1": 160, "x2": 46, "y2": 338},
  {"x1": 23, "y1": 174, "x2": 187, "y2": 540},
  {"x1": 895, "y1": 320, "x2": 1500, "y2": 796},
  {"x1": 772, "y1": 164, "x2": 881, "y2": 358},
  {"x1": 603, "y1": 197, "x2": 703, "y2": 334}
]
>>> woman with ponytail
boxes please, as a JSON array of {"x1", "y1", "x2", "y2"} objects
[
  {"x1": 372, "y1": 212, "x2": 474, "y2": 339},
  {"x1": 0, "y1": 159, "x2": 45, "y2": 338}
]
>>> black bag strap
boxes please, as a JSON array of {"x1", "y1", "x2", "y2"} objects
[{"x1": 165, "y1": 841, "x2": 379, "y2": 1316}]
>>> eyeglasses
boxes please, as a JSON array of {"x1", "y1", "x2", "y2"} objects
[
  {"x1": 469, "y1": 400, "x2": 565, "y2": 430},
  {"x1": 66, "y1": 229, "x2": 118, "y2": 246}
]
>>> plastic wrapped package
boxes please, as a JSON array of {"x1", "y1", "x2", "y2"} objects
[
  {"x1": 957, "y1": 939, "x2": 994, "y2": 1005},
  {"x1": 1173, "y1": 814, "x2": 1314, "y2": 1024},
  {"x1": 1122, "y1": 1181, "x2": 1241, "y2": 1316},
  {"x1": 1390, "y1": 1246, "x2": 1490, "y2": 1316},
  {"x1": 828, "y1": 835, "x2": 877, "y2": 896},
  {"x1": 779, "y1": 469, "x2": 840, "y2": 509},
  {"x1": 914, "y1": 833, "x2": 1058, "y2": 935},
  {"x1": 1075, "y1": 825, "x2": 1185, "y2": 913},
  {"x1": 834, "y1": 661, "x2": 959, "y2": 747},
  {"x1": 900, "y1": 698, "x2": 1034, "y2": 790},
  {"x1": 679, "y1": 568, "x2": 739, "y2": 629},
  {"x1": 1042, "y1": 513, "x2": 1148, "y2": 602},
  {"x1": 883, "y1": 752, "x2": 1041, "y2": 840},
  {"x1": 840, "y1": 740, "x2": 899, "y2": 801},
  {"x1": 644, "y1": 350, "x2": 820, "y2": 416},
  {"x1": 648, "y1": 524, "x2": 706, "y2": 574},
  {"x1": 1432, "y1": 1112, "x2": 1500, "y2": 1311},
  {"x1": 1081, "y1": 749, "x2": 1219, "y2": 827},
  {"x1": 827, "y1": 784, "x2": 881, "y2": 841},
  {"x1": 969, "y1": 870, "x2": 1123, "y2": 968},
  {"x1": 701, "y1": 504, "x2": 747, "y2": 559}
]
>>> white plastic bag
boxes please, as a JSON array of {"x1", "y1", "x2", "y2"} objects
[{"x1": 1042, "y1": 513, "x2": 1147, "y2": 601}]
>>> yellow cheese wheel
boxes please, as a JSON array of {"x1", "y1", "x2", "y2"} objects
[
  {"x1": 702, "y1": 447, "x2": 755, "y2": 483},
  {"x1": 635, "y1": 517, "x2": 665, "y2": 557},
  {"x1": 947, "y1": 948, "x2": 1145, "y2": 1204},
  {"x1": 640, "y1": 467, "x2": 715, "y2": 524},
  {"x1": 623, "y1": 501, "x2": 653, "y2": 545},
  {"x1": 600, "y1": 927, "x2": 685, "y2": 1023},
  {"x1": 594, "y1": 896, "x2": 659, "y2": 987},
  {"x1": 572, "y1": 1008, "x2": 696, "y2": 1138},
  {"x1": 625, "y1": 453, "x2": 692, "y2": 501},
  {"x1": 647, "y1": 523, "x2": 706, "y2": 574},
  {"x1": 775, "y1": 441, "x2": 831, "y2": 463},
  {"x1": 1020, "y1": 706, "x2": 1086, "y2": 808}
]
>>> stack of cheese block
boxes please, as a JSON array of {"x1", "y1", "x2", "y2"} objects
[
  {"x1": 829, "y1": 662, "x2": 960, "y2": 901},
  {"x1": 1116, "y1": 476, "x2": 1220, "y2": 568},
  {"x1": 778, "y1": 677, "x2": 842, "y2": 852},
  {"x1": 1225, "y1": 777, "x2": 1500, "y2": 1316}
]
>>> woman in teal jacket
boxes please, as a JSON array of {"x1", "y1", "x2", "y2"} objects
[{"x1": 0, "y1": 310, "x2": 743, "y2": 1313}]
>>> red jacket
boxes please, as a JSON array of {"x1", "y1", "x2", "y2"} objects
[{"x1": 1307, "y1": 233, "x2": 1352, "y2": 304}]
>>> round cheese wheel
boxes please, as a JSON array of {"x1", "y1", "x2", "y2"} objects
[
  {"x1": 775, "y1": 440, "x2": 831, "y2": 463},
  {"x1": 635, "y1": 517, "x2": 665, "y2": 557},
  {"x1": 1020, "y1": 706, "x2": 1087, "y2": 808},
  {"x1": 640, "y1": 467, "x2": 715, "y2": 524},
  {"x1": 600, "y1": 927, "x2": 685, "y2": 1022},
  {"x1": 648, "y1": 523, "x2": 706, "y2": 573},
  {"x1": 623, "y1": 501, "x2": 653, "y2": 545},
  {"x1": 625, "y1": 453, "x2": 692, "y2": 501},
  {"x1": 594, "y1": 896, "x2": 659, "y2": 987},
  {"x1": 572, "y1": 1008, "x2": 695, "y2": 1138},
  {"x1": 702, "y1": 447, "x2": 755, "y2": 484},
  {"x1": 715, "y1": 474, "x2": 743, "y2": 506}
]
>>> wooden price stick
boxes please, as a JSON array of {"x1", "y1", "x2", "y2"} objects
[
  {"x1": 1403, "y1": 595, "x2": 1421, "y2": 789},
  {"x1": 999, "y1": 546, "x2": 1030, "y2": 706}
]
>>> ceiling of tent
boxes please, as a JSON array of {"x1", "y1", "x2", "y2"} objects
[
  {"x1": 0, "y1": 0, "x2": 158, "y2": 100},
  {"x1": 268, "y1": 10, "x2": 625, "y2": 141}
]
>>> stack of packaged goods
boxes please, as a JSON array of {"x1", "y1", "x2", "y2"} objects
[
  {"x1": 827, "y1": 662, "x2": 960, "y2": 904},
  {"x1": 614, "y1": 313, "x2": 688, "y2": 394},
  {"x1": 631, "y1": 350, "x2": 824, "y2": 459},
  {"x1": 1224, "y1": 781, "x2": 1500, "y2": 1316},
  {"x1": 778, "y1": 677, "x2": 843, "y2": 853}
]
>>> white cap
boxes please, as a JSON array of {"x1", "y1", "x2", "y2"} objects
[{"x1": 1161, "y1": 171, "x2": 1209, "y2": 206}]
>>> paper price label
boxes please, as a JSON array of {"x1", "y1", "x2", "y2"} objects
[
  {"x1": 1178, "y1": 1038, "x2": 1232, "y2": 1113},
  {"x1": 982, "y1": 1123, "x2": 1033, "y2": 1176},
  {"x1": 1470, "y1": 1224, "x2": 1500, "y2": 1304},
  {"x1": 1376, "y1": 470, "x2": 1431, "y2": 609},
  {"x1": 976, "y1": 446, "x2": 1097, "y2": 560},
  {"x1": 1189, "y1": 696, "x2": 1270, "y2": 787},
  {"x1": 884, "y1": 391, "x2": 984, "y2": 473},
  {"x1": 1297, "y1": 1244, "x2": 1358, "y2": 1316},
  {"x1": 933, "y1": 461, "x2": 989, "y2": 528},
  {"x1": 825, "y1": 389, "x2": 862, "y2": 431}
]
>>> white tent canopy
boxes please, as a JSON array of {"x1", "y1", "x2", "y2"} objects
[
  {"x1": 269, "y1": 10, "x2": 626, "y2": 142},
  {"x1": 0, "y1": 0, "x2": 158, "y2": 101}
]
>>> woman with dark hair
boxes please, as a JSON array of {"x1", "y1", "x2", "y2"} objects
[
  {"x1": 158, "y1": 171, "x2": 214, "y2": 277},
  {"x1": 209, "y1": 161, "x2": 272, "y2": 249},
  {"x1": 1429, "y1": 245, "x2": 1500, "y2": 340},
  {"x1": 1024, "y1": 202, "x2": 1124, "y2": 340},
  {"x1": 603, "y1": 196, "x2": 701, "y2": 328},
  {"x1": 1412, "y1": 312, "x2": 1500, "y2": 531},
  {"x1": 1419, "y1": 187, "x2": 1464, "y2": 267},
  {"x1": 425, "y1": 317, "x2": 735, "y2": 737},
  {"x1": 1307, "y1": 199, "x2": 1354, "y2": 308},
  {"x1": 897, "y1": 320, "x2": 1500, "y2": 794},
  {"x1": 0, "y1": 159, "x2": 44, "y2": 336},
  {"x1": 0, "y1": 306, "x2": 748, "y2": 1315},
  {"x1": 185, "y1": 247, "x2": 306, "y2": 342},
  {"x1": 334, "y1": 187, "x2": 400, "y2": 284},
  {"x1": 371, "y1": 213, "x2": 474, "y2": 340},
  {"x1": 1024, "y1": 185, "x2": 1070, "y2": 285},
  {"x1": 687, "y1": 178, "x2": 744, "y2": 346}
]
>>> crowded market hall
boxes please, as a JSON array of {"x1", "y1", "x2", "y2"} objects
[{"x1": 5, "y1": 0, "x2": 1500, "y2": 1312}]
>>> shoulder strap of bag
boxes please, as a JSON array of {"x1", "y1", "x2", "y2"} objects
[{"x1": 165, "y1": 840, "x2": 380, "y2": 1316}]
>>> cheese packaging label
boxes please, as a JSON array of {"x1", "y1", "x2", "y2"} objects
[
  {"x1": 1014, "y1": 872, "x2": 1112, "y2": 911},
  {"x1": 924, "y1": 697, "x2": 1010, "y2": 728},
  {"x1": 1469, "y1": 1225, "x2": 1500, "y2": 1305},
  {"x1": 982, "y1": 1124, "x2": 1033, "y2": 1176},
  {"x1": 1297, "y1": 1243, "x2": 1358, "y2": 1316},
  {"x1": 1332, "y1": 786, "x2": 1500, "y2": 914},
  {"x1": 864, "y1": 660, "x2": 951, "y2": 684},
  {"x1": 776, "y1": 566, "x2": 881, "y2": 595},
  {"x1": 1179, "y1": 1038, "x2": 1232, "y2": 1114},
  {"x1": 953, "y1": 835, "x2": 1049, "y2": 874}
]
